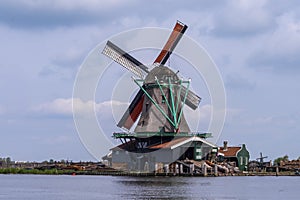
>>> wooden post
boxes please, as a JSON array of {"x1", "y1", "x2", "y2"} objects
[
  {"x1": 203, "y1": 164, "x2": 207, "y2": 177},
  {"x1": 175, "y1": 163, "x2": 179, "y2": 175},
  {"x1": 190, "y1": 164, "x2": 194, "y2": 175},
  {"x1": 180, "y1": 164, "x2": 183, "y2": 174},
  {"x1": 276, "y1": 166, "x2": 279, "y2": 176},
  {"x1": 214, "y1": 165, "x2": 218, "y2": 176},
  {"x1": 164, "y1": 164, "x2": 169, "y2": 175}
]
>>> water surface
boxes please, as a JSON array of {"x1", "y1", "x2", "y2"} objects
[{"x1": 0, "y1": 174, "x2": 299, "y2": 199}]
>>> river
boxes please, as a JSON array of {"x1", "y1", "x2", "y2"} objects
[{"x1": 0, "y1": 174, "x2": 299, "y2": 199}]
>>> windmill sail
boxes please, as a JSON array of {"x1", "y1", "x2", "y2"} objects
[
  {"x1": 154, "y1": 21, "x2": 188, "y2": 65},
  {"x1": 181, "y1": 87, "x2": 201, "y2": 110},
  {"x1": 102, "y1": 41, "x2": 149, "y2": 78},
  {"x1": 117, "y1": 88, "x2": 145, "y2": 130},
  {"x1": 152, "y1": 21, "x2": 200, "y2": 110}
]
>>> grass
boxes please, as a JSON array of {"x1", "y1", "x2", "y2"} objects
[{"x1": 0, "y1": 168, "x2": 75, "y2": 175}]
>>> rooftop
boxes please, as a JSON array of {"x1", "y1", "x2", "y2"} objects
[
  {"x1": 149, "y1": 136, "x2": 217, "y2": 149},
  {"x1": 218, "y1": 147, "x2": 241, "y2": 157}
]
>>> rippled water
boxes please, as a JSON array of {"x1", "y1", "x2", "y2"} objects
[{"x1": 0, "y1": 174, "x2": 299, "y2": 199}]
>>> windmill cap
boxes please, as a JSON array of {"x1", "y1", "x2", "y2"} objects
[{"x1": 144, "y1": 65, "x2": 179, "y2": 84}]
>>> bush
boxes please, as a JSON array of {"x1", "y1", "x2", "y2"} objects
[{"x1": 274, "y1": 155, "x2": 289, "y2": 165}]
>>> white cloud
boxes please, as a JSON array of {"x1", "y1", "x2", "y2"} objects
[
  {"x1": 183, "y1": 104, "x2": 210, "y2": 131},
  {"x1": 34, "y1": 98, "x2": 73, "y2": 116},
  {"x1": 247, "y1": 11, "x2": 300, "y2": 72},
  {"x1": 268, "y1": 13, "x2": 300, "y2": 54},
  {"x1": 33, "y1": 98, "x2": 129, "y2": 118},
  {"x1": 51, "y1": 47, "x2": 86, "y2": 68},
  {"x1": 34, "y1": 98, "x2": 234, "y2": 133}
]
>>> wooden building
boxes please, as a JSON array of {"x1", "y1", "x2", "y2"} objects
[
  {"x1": 109, "y1": 136, "x2": 217, "y2": 173},
  {"x1": 218, "y1": 141, "x2": 250, "y2": 171}
]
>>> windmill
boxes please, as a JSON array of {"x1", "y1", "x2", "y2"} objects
[
  {"x1": 101, "y1": 21, "x2": 218, "y2": 173},
  {"x1": 102, "y1": 21, "x2": 201, "y2": 138},
  {"x1": 256, "y1": 152, "x2": 268, "y2": 168}
]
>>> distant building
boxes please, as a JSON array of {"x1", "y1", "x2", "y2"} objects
[
  {"x1": 279, "y1": 160, "x2": 300, "y2": 170},
  {"x1": 248, "y1": 160, "x2": 272, "y2": 172},
  {"x1": 218, "y1": 141, "x2": 250, "y2": 171}
]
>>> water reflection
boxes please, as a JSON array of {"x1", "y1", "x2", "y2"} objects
[{"x1": 115, "y1": 177, "x2": 213, "y2": 200}]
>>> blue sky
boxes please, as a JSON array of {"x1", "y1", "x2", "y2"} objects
[{"x1": 1, "y1": 0, "x2": 300, "y2": 162}]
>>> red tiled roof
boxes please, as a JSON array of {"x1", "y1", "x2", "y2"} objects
[
  {"x1": 149, "y1": 137, "x2": 190, "y2": 149},
  {"x1": 219, "y1": 147, "x2": 241, "y2": 157}
]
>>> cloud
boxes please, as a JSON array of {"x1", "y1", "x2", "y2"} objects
[
  {"x1": 51, "y1": 48, "x2": 86, "y2": 69},
  {"x1": 33, "y1": 98, "x2": 73, "y2": 116},
  {"x1": 39, "y1": 47, "x2": 86, "y2": 79},
  {"x1": 184, "y1": 104, "x2": 242, "y2": 132},
  {"x1": 183, "y1": 104, "x2": 211, "y2": 131},
  {"x1": 0, "y1": 0, "x2": 257, "y2": 32},
  {"x1": 33, "y1": 98, "x2": 128, "y2": 118},
  {"x1": 0, "y1": 0, "x2": 137, "y2": 29},
  {"x1": 248, "y1": 12, "x2": 300, "y2": 72},
  {"x1": 34, "y1": 99, "x2": 226, "y2": 132},
  {"x1": 210, "y1": 0, "x2": 274, "y2": 37}
]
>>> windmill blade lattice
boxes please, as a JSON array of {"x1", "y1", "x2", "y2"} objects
[{"x1": 102, "y1": 41, "x2": 149, "y2": 79}]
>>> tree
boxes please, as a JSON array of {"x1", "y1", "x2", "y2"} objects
[
  {"x1": 5, "y1": 157, "x2": 11, "y2": 164},
  {"x1": 274, "y1": 155, "x2": 289, "y2": 166}
]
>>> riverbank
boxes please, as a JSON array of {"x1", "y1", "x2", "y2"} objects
[{"x1": 0, "y1": 168, "x2": 299, "y2": 177}]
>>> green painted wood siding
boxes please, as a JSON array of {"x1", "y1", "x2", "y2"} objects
[{"x1": 237, "y1": 144, "x2": 250, "y2": 171}]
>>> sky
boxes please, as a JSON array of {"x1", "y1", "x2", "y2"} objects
[{"x1": 1, "y1": 0, "x2": 300, "y2": 162}]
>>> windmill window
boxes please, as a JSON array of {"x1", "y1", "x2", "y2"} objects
[
  {"x1": 141, "y1": 120, "x2": 145, "y2": 126},
  {"x1": 161, "y1": 95, "x2": 166, "y2": 103},
  {"x1": 145, "y1": 103, "x2": 149, "y2": 112}
]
